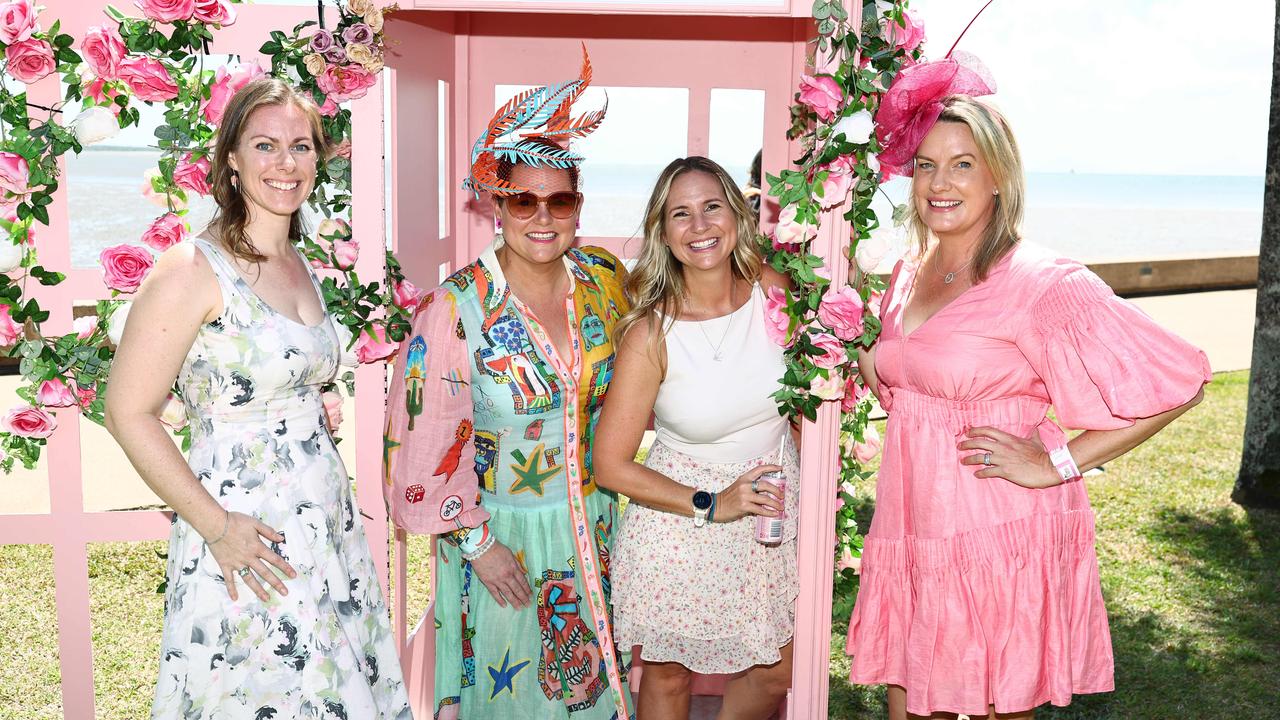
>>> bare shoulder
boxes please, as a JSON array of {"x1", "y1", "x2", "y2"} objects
[
  {"x1": 759, "y1": 264, "x2": 792, "y2": 293},
  {"x1": 136, "y1": 241, "x2": 220, "y2": 321},
  {"x1": 616, "y1": 312, "x2": 666, "y2": 373}
]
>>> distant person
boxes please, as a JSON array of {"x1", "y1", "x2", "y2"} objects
[
  {"x1": 595, "y1": 156, "x2": 797, "y2": 720},
  {"x1": 743, "y1": 149, "x2": 763, "y2": 217},
  {"x1": 382, "y1": 51, "x2": 634, "y2": 720},
  {"x1": 843, "y1": 56, "x2": 1211, "y2": 719},
  {"x1": 104, "y1": 77, "x2": 411, "y2": 718}
]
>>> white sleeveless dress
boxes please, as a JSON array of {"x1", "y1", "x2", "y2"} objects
[{"x1": 611, "y1": 283, "x2": 800, "y2": 674}]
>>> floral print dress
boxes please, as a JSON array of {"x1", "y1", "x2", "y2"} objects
[
  {"x1": 151, "y1": 238, "x2": 411, "y2": 720},
  {"x1": 384, "y1": 243, "x2": 634, "y2": 720}
]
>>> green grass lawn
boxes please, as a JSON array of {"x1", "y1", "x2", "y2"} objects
[{"x1": 2, "y1": 371, "x2": 1274, "y2": 719}]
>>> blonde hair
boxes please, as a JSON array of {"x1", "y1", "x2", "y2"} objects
[
  {"x1": 209, "y1": 77, "x2": 331, "y2": 263},
  {"x1": 904, "y1": 95, "x2": 1025, "y2": 282},
  {"x1": 617, "y1": 157, "x2": 763, "y2": 348}
]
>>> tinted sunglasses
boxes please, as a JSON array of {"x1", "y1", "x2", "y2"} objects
[{"x1": 504, "y1": 191, "x2": 582, "y2": 220}]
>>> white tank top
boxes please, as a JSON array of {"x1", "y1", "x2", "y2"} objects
[{"x1": 653, "y1": 283, "x2": 789, "y2": 463}]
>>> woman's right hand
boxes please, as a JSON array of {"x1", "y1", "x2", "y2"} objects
[
  {"x1": 470, "y1": 541, "x2": 533, "y2": 609},
  {"x1": 714, "y1": 464, "x2": 785, "y2": 523},
  {"x1": 206, "y1": 511, "x2": 297, "y2": 602}
]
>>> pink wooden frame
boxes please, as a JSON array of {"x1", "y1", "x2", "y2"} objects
[{"x1": 0, "y1": 3, "x2": 394, "y2": 717}]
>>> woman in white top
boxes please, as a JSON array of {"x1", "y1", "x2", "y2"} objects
[{"x1": 595, "y1": 157, "x2": 798, "y2": 720}]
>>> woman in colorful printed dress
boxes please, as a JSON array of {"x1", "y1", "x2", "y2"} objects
[
  {"x1": 594, "y1": 156, "x2": 799, "y2": 720},
  {"x1": 844, "y1": 56, "x2": 1211, "y2": 719},
  {"x1": 383, "y1": 51, "x2": 634, "y2": 720},
  {"x1": 105, "y1": 78, "x2": 410, "y2": 719}
]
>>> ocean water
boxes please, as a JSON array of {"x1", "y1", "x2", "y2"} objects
[{"x1": 63, "y1": 149, "x2": 1263, "y2": 268}]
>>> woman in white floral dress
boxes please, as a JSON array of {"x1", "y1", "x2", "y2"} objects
[{"x1": 105, "y1": 78, "x2": 410, "y2": 719}]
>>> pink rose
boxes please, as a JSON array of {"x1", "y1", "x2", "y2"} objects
[
  {"x1": 119, "y1": 57, "x2": 179, "y2": 102},
  {"x1": 836, "y1": 546, "x2": 861, "y2": 574},
  {"x1": 321, "y1": 390, "x2": 343, "y2": 431},
  {"x1": 0, "y1": 303, "x2": 21, "y2": 345},
  {"x1": 354, "y1": 324, "x2": 396, "y2": 363},
  {"x1": 0, "y1": 0, "x2": 38, "y2": 45},
  {"x1": 134, "y1": 0, "x2": 194, "y2": 23},
  {"x1": 172, "y1": 152, "x2": 211, "y2": 196},
  {"x1": 141, "y1": 168, "x2": 187, "y2": 211},
  {"x1": 4, "y1": 38, "x2": 54, "y2": 85},
  {"x1": 798, "y1": 74, "x2": 842, "y2": 122},
  {"x1": 817, "y1": 155, "x2": 855, "y2": 209},
  {"x1": 309, "y1": 29, "x2": 335, "y2": 53},
  {"x1": 332, "y1": 138, "x2": 352, "y2": 159},
  {"x1": 853, "y1": 424, "x2": 882, "y2": 464},
  {"x1": 317, "y1": 96, "x2": 339, "y2": 117},
  {"x1": 763, "y1": 284, "x2": 796, "y2": 348},
  {"x1": 140, "y1": 213, "x2": 187, "y2": 251},
  {"x1": 80, "y1": 25, "x2": 127, "y2": 80},
  {"x1": 201, "y1": 61, "x2": 264, "y2": 124},
  {"x1": 0, "y1": 152, "x2": 30, "y2": 209},
  {"x1": 810, "y1": 371, "x2": 844, "y2": 401},
  {"x1": 332, "y1": 237, "x2": 359, "y2": 270},
  {"x1": 773, "y1": 205, "x2": 817, "y2": 249},
  {"x1": 841, "y1": 374, "x2": 870, "y2": 414},
  {"x1": 99, "y1": 243, "x2": 155, "y2": 293},
  {"x1": 316, "y1": 63, "x2": 376, "y2": 103},
  {"x1": 392, "y1": 279, "x2": 423, "y2": 310},
  {"x1": 2, "y1": 405, "x2": 56, "y2": 438},
  {"x1": 35, "y1": 379, "x2": 75, "y2": 408},
  {"x1": 817, "y1": 285, "x2": 865, "y2": 341},
  {"x1": 85, "y1": 77, "x2": 124, "y2": 114},
  {"x1": 76, "y1": 385, "x2": 97, "y2": 406},
  {"x1": 192, "y1": 0, "x2": 236, "y2": 25},
  {"x1": 158, "y1": 393, "x2": 187, "y2": 429},
  {"x1": 322, "y1": 45, "x2": 347, "y2": 65},
  {"x1": 881, "y1": 10, "x2": 926, "y2": 53},
  {"x1": 809, "y1": 331, "x2": 847, "y2": 370},
  {"x1": 73, "y1": 314, "x2": 97, "y2": 340}
]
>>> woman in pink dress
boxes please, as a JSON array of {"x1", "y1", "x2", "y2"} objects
[{"x1": 844, "y1": 57, "x2": 1212, "y2": 719}]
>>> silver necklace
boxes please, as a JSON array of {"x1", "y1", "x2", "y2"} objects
[
  {"x1": 933, "y1": 249, "x2": 974, "y2": 285},
  {"x1": 688, "y1": 288, "x2": 739, "y2": 362}
]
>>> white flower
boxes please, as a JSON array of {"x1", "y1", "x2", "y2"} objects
[
  {"x1": 73, "y1": 315, "x2": 98, "y2": 340},
  {"x1": 68, "y1": 106, "x2": 119, "y2": 147},
  {"x1": 335, "y1": 323, "x2": 357, "y2": 367},
  {"x1": 106, "y1": 302, "x2": 130, "y2": 345},
  {"x1": 0, "y1": 239, "x2": 23, "y2": 273},
  {"x1": 856, "y1": 225, "x2": 901, "y2": 274},
  {"x1": 866, "y1": 152, "x2": 880, "y2": 174},
  {"x1": 833, "y1": 109, "x2": 874, "y2": 144}
]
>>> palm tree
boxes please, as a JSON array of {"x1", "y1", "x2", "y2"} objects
[{"x1": 1234, "y1": 1, "x2": 1280, "y2": 509}]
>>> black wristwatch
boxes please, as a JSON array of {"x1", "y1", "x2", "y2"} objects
[{"x1": 692, "y1": 490, "x2": 714, "y2": 528}]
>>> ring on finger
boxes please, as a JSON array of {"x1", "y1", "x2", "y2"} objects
[
  {"x1": 982, "y1": 452, "x2": 992, "y2": 466},
  {"x1": 750, "y1": 477, "x2": 760, "y2": 493},
  {"x1": 238, "y1": 567, "x2": 252, "y2": 578}
]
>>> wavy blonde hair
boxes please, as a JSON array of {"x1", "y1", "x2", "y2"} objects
[
  {"x1": 904, "y1": 95, "x2": 1025, "y2": 282},
  {"x1": 617, "y1": 157, "x2": 763, "y2": 349}
]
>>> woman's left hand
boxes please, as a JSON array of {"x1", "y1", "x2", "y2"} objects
[{"x1": 958, "y1": 426, "x2": 1061, "y2": 489}]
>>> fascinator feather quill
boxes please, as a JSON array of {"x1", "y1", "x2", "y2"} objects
[{"x1": 463, "y1": 44, "x2": 607, "y2": 197}]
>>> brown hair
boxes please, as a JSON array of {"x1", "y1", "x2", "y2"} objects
[
  {"x1": 208, "y1": 77, "x2": 331, "y2": 263},
  {"x1": 905, "y1": 95, "x2": 1025, "y2": 282}
]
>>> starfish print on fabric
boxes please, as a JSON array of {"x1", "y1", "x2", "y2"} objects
[
  {"x1": 509, "y1": 443, "x2": 563, "y2": 496},
  {"x1": 488, "y1": 648, "x2": 531, "y2": 700}
]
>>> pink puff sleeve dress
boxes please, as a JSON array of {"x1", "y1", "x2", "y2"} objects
[{"x1": 845, "y1": 243, "x2": 1211, "y2": 716}]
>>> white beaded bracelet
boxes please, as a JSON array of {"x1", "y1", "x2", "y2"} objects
[{"x1": 459, "y1": 525, "x2": 496, "y2": 561}]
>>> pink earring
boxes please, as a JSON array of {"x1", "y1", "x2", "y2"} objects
[
  {"x1": 576, "y1": 219, "x2": 581, "y2": 230},
  {"x1": 495, "y1": 218, "x2": 503, "y2": 230}
]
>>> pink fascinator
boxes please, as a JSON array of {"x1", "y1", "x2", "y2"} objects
[{"x1": 874, "y1": 2, "x2": 999, "y2": 178}]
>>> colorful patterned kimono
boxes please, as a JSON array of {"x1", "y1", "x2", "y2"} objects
[{"x1": 384, "y1": 243, "x2": 634, "y2": 720}]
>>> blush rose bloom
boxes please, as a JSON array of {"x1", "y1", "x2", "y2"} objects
[
  {"x1": 134, "y1": 0, "x2": 195, "y2": 24},
  {"x1": 773, "y1": 205, "x2": 817, "y2": 249},
  {"x1": 36, "y1": 379, "x2": 75, "y2": 408},
  {"x1": 159, "y1": 393, "x2": 187, "y2": 429},
  {"x1": 2, "y1": 405, "x2": 56, "y2": 438},
  {"x1": 856, "y1": 224, "x2": 899, "y2": 274},
  {"x1": 393, "y1": 279, "x2": 424, "y2": 310},
  {"x1": 809, "y1": 331, "x2": 847, "y2": 370},
  {"x1": 316, "y1": 63, "x2": 377, "y2": 103},
  {"x1": 141, "y1": 168, "x2": 187, "y2": 212},
  {"x1": 193, "y1": 0, "x2": 236, "y2": 26},
  {"x1": 119, "y1": 57, "x2": 179, "y2": 102},
  {"x1": 332, "y1": 238, "x2": 360, "y2": 270},
  {"x1": 173, "y1": 152, "x2": 211, "y2": 196},
  {"x1": 0, "y1": 0, "x2": 38, "y2": 45},
  {"x1": 841, "y1": 374, "x2": 871, "y2": 413},
  {"x1": 817, "y1": 155, "x2": 855, "y2": 209},
  {"x1": 852, "y1": 424, "x2": 883, "y2": 463},
  {"x1": 836, "y1": 545, "x2": 861, "y2": 574},
  {"x1": 0, "y1": 303, "x2": 21, "y2": 345},
  {"x1": 84, "y1": 77, "x2": 124, "y2": 115},
  {"x1": 4, "y1": 38, "x2": 55, "y2": 84},
  {"x1": 810, "y1": 371, "x2": 845, "y2": 401},
  {"x1": 76, "y1": 385, "x2": 97, "y2": 406},
  {"x1": 73, "y1": 314, "x2": 97, "y2": 340},
  {"x1": 0, "y1": 152, "x2": 30, "y2": 209},
  {"x1": 100, "y1": 244, "x2": 155, "y2": 293},
  {"x1": 818, "y1": 285, "x2": 866, "y2": 341},
  {"x1": 354, "y1": 324, "x2": 396, "y2": 363},
  {"x1": 201, "y1": 62, "x2": 265, "y2": 125},
  {"x1": 317, "y1": 96, "x2": 339, "y2": 117},
  {"x1": 797, "y1": 74, "x2": 842, "y2": 122},
  {"x1": 141, "y1": 213, "x2": 187, "y2": 251},
  {"x1": 881, "y1": 10, "x2": 926, "y2": 53},
  {"x1": 321, "y1": 390, "x2": 343, "y2": 432},
  {"x1": 763, "y1": 284, "x2": 796, "y2": 348},
  {"x1": 80, "y1": 25, "x2": 127, "y2": 80}
]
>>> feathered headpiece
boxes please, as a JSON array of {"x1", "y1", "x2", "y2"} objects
[
  {"x1": 463, "y1": 44, "x2": 607, "y2": 198},
  {"x1": 874, "y1": 2, "x2": 998, "y2": 178}
]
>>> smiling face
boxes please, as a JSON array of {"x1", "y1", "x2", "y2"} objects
[
  {"x1": 662, "y1": 170, "x2": 738, "y2": 274},
  {"x1": 227, "y1": 102, "x2": 319, "y2": 224},
  {"x1": 912, "y1": 120, "x2": 999, "y2": 245},
  {"x1": 496, "y1": 164, "x2": 579, "y2": 268}
]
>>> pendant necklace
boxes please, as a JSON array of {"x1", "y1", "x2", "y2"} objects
[
  {"x1": 689, "y1": 285, "x2": 738, "y2": 362},
  {"x1": 934, "y1": 249, "x2": 975, "y2": 285}
]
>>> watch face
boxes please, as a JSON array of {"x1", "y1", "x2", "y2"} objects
[{"x1": 692, "y1": 490, "x2": 714, "y2": 510}]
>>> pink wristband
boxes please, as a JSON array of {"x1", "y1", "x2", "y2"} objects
[{"x1": 1049, "y1": 446, "x2": 1081, "y2": 483}]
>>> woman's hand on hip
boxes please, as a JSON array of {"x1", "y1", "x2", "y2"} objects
[
  {"x1": 714, "y1": 464, "x2": 785, "y2": 523},
  {"x1": 207, "y1": 511, "x2": 297, "y2": 602},
  {"x1": 959, "y1": 426, "x2": 1061, "y2": 489},
  {"x1": 470, "y1": 541, "x2": 533, "y2": 610}
]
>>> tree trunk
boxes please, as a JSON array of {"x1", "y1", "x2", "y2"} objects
[{"x1": 1234, "y1": 1, "x2": 1280, "y2": 509}]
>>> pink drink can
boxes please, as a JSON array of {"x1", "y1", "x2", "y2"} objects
[{"x1": 755, "y1": 470, "x2": 787, "y2": 545}]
